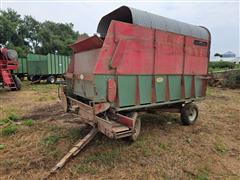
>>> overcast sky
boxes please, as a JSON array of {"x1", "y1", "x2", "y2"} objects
[{"x1": 1, "y1": 0, "x2": 239, "y2": 57}]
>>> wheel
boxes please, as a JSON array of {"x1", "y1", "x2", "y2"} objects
[
  {"x1": 17, "y1": 75, "x2": 24, "y2": 81},
  {"x1": 27, "y1": 75, "x2": 33, "y2": 81},
  {"x1": 47, "y1": 76, "x2": 56, "y2": 84},
  {"x1": 31, "y1": 75, "x2": 41, "y2": 83},
  {"x1": 181, "y1": 103, "x2": 198, "y2": 125},
  {"x1": 13, "y1": 76, "x2": 22, "y2": 90},
  {"x1": 128, "y1": 112, "x2": 141, "y2": 142}
]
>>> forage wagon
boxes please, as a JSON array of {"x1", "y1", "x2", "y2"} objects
[{"x1": 53, "y1": 6, "x2": 211, "y2": 172}]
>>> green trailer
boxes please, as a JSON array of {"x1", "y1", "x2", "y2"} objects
[
  {"x1": 27, "y1": 53, "x2": 71, "y2": 83},
  {"x1": 13, "y1": 57, "x2": 27, "y2": 80}
]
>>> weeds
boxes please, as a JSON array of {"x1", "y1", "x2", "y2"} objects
[
  {"x1": 214, "y1": 142, "x2": 228, "y2": 155},
  {"x1": 24, "y1": 119, "x2": 34, "y2": 126},
  {"x1": 83, "y1": 149, "x2": 121, "y2": 167},
  {"x1": 0, "y1": 113, "x2": 21, "y2": 124},
  {"x1": 143, "y1": 148, "x2": 151, "y2": 157},
  {"x1": 196, "y1": 168, "x2": 210, "y2": 180},
  {"x1": 38, "y1": 97, "x2": 48, "y2": 101},
  {"x1": 68, "y1": 127, "x2": 83, "y2": 142},
  {"x1": 48, "y1": 125, "x2": 62, "y2": 132},
  {"x1": 159, "y1": 143, "x2": 168, "y2": 150},
  {"x1": 0, "y1": 118, "x2": 10, "y2": 125},
  {"x1": 2, "y1": 125, "x2": 18, "y2": 136},
  {"x1": 29, "y1": 84, "x2": 58, "y2": 93},
  {"x1": 0, "y1": 144, "x2": 5, "y2": 150},
  {"x1": 75, "y1": 164, "x2": 96, "y2": 175},
  {"x1": 43, "y1": 135, "x2": 60, "y2": 146},
  {"x1": 8, "y1": 113, "x2": 20, "y2": 121},
  {"x1": 73, "y1": 148, "x2": 121, "y2": 175},
  {"x1": 49, "y1": 148, "x2": 61, "y2": 158}
]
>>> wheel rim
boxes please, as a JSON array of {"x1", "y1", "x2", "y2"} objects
[
  {"x1": 50, "y1": 78, "x2": 55, "y2": 83},
  {"x1": 188, "y1": 108, "x2": 197, "y2": 122}
]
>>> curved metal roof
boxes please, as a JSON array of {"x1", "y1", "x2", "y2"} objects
[{"x1": 97, "y1": 6, "x2": 210, "y2": 40}]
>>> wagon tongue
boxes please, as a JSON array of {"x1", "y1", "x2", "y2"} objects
[
  {"x1": 70, "y1": 35, "x2": 103, "y2": 53},
  {"x1": 50, "y1": 128, "x2": 98, "y2": 174}
]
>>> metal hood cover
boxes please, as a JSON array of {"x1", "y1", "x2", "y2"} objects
[{"x1": 97, "y1": 6, "x2": 210, "y2": 40}]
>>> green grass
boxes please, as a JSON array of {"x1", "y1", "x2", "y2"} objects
[
  {"x1": 24, "y1": 119, "x2": 34, "y2": 126},
  {"x1": 8, "y1": 113, "x2": 20, "y2": 121},
  {"x1": 196, "y1": 168, "x2": 209, "y2": 180},
  {"x1": 214, "y1": 142, "x2": 228, "y2": 155},
  {"x1": 0, "y1": 144, "x2": 5, "y2": 150},
  {"x1": 48, "y1": 148, "x2": 61, "y2": 158},
  {"x1": 0, "y1": 113, "x2": 21, "y2": 125},
  {"x1": 158, "y1": 143, "x2": 168, "y2": 150},
  {"x1": 48, "y1": 125, "x2": 62, "y2": 132},
  {"x1": 28, "y1": 84, "x2": 58, "y2": 93},
  {"x1": 42, "y1": 135, "x2": 61, "y2": 146},
  {"x1": 0, "y1": 118, "x2": 10, "y2": 125},
  {"x1": 75, "y1": 164, "x2": 97, "y2": 175},
  {"x1": 73, "y1": 148, "x2": 122, "y2": 175},
  {"x1": 83, "y1": 149, "x2": 121, "y2": 167},
  {"x1": 2, "y1": 125, "x2": 18, "y2": 136},
  {"x1": 68, "y1": 127, "x2": 83, "y2": 142}
]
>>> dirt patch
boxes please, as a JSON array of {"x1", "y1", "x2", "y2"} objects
[{"x1": 0, "y1": 84, "x2": 240, "y2": 179}]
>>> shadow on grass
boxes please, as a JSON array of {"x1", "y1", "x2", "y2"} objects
[
  {"x1": 140, "y1": 112, "x2": 180, "y2": 128},
  {"x1": 21, "y1": 102, "x2": 71, "y2": 122}
]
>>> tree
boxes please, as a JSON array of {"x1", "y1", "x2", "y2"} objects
[
  {"x1": 36, "y1": 21, "x2": 79, "y2": 55},
  {"x1": 20, "y1": 15, "x2": 41, "y2": 52},
  {"x1": 0, "y1": 9, "x2": 30, "y2": 56},
  {"x1": 0, "y1": 8, "x2": 81, "y2": 57}
]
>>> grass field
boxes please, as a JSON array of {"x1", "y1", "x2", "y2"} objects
[{"x1": 0, "y1": 81, "x2": 240, "y2": 179}]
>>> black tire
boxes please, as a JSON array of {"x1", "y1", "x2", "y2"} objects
[
  {"x1": 47, "y1": 76, "x2": 56, "y2": 84},
  {"x1": 17, "y1": 75, "x2": 24, "y2": 81},
  {"x1": 181, "y1": 103, "x2": 198, "y2": 125},
  {"x1": 27, "y1": 75, "x2": 33, "y2": 81},
  {"x1": 128, "y1": 112, "x2": 141, "y2": 142},
  {"x1": 31, "y1": 75, "x2": 41, "y2": 83},
  {"x1": 13, "y1": 76, "x2": 22, "y2": 90}
]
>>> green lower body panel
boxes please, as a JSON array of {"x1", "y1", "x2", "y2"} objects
[
  {"x1": 139, "y1": 76, "x2": 152, "y2": 104},
  {"x1": 74, "y1": 79, "x2": 95, "y2": 99},
  {"x1": 118, "y1": 76, "x2": 136, "y2": 107},
  {"x1": 155, "y1": 75, "x2": 166, "y2": 102},
  {"x1": 94, "y1": 75, "x2": 115, "y2": 102},
  {"x1": 184, "y1": 76, "x2": 192, "y2": 98},
  {"x1": 195, "y1": 76, "x2": 203, "y2": 97},
  {"x1": 168, "y1": 75, "x2": 181, "y2": 101},
  {"x1": 69, "y1": 74, "x2": 205, "y2": 109}
]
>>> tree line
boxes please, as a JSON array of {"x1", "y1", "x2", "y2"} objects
[{"x1": 0, "y1": 9, "x2": 84, "y2": 57}]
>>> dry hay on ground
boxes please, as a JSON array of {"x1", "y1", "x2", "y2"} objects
[{"x1": 0, "y1": 83, "x2": 239, "y2": 179}]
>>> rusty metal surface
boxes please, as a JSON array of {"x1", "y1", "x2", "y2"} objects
[
  {"x1": 74, "y1": 48, "x2": 101, "y2": 74},
  {"x1": 107, "y1": 79, "x2": 117, "y2": 102},
  {"x1": 68, "y1": 96, "x2": 95, "y2": 122},
  {"x1": 95, "y1": 21, "x2": 210, "y2": 75},
  {"x1": 94, "y1": 102, "x2": 110, "y2": 114},
  {"x1": 116, "y1": 113, "x2": 135, "y2": 128},
  {"x1": 70, "y1": 35, "x2": 103, "y2": 53},
  {"x1": 97, "y1": 6, "x2": 210, "y2": 40}
]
